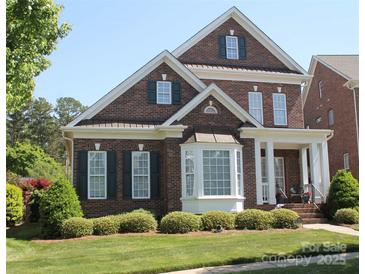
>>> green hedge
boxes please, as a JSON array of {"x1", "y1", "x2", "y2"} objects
[
  {"x1": 6, "y1": 183, "x2": 23, "y2": 226},
  {"x1": 235, "y1": 209, "x2": 273, "y2": 230},
  {"x1": 334, "y1": 208, "x2": 359, "y2": 224},
  {"x1": 271, "y1": 208, "x2": 300, "y2": 229},
  {"x1": 327, "y1": 169, "x2": 359, "y2": 217},
  {"x1": 39, "y1": 179, "x2": 83, "y2": 237},
  {"x1": 61, "y1": 217, "x2": 93, "y2": 238},
  {"x1": 200, "y1": 211, "x2": 235, "y2": 231},
  {"x1": 119, "y1": 212, "x2": 157, "y2": 233},
  {"x1": 160, "y1": 212, "x2": 201, "y2": 234},
  {"x1": 93, "y1": 216, "x2": 119, "y2": 235}
]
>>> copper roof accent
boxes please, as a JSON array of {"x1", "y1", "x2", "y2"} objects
[
  {"x1": 184, "y1": 63, "x2": 301, "y2": 75},
  {"x1": 316, "y1": 55, "x2": 359, "y2": 80},
  {"x1": 74, "y1": 122, "x2": 157, "y2": 129},
  {"x1": 185, "y1": 132, "x2": 239, "y2": 144}
]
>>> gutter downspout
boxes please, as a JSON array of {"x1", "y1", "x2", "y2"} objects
[
  {"x1": 326, "y1": 130, "x2": 334, "y2": 141},
  {"x1": 352, "y1": 88, "x2": 359, "y2": 150},
  {"x1": 62, "y1": 132, "x2": 74, "y2": 183}
]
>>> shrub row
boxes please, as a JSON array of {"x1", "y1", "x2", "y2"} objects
[
  {"x1": 61, "y1": 209, "x2": 300, "y2": 238},
  {"x1": 334, "y1": 208, "x2": 359, "y2": 224}
]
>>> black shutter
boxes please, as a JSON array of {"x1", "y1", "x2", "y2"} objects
[
  {"x1": 219, "y1": 35, "x2": 226, "y2": 59},
  {"x1": 150, "y1": 151, "x2": 160, "y2": 198},
  {"x1": 107, "y1": 151, "x2": 117, "y2": 199},
  {"x1": 77, "y1": 150, "x2": 88, "y2": 200},
  {"x1": 172, "y1": 81, "x2": 181, "y2": 105},
  {"x1": 123, "y1": 151, "x2": 132, "y2": 198},
  {"x1": 147, "y1": 80, "x2": 157, "y2": 104},
  {"x1": 238, "y1": 36, "x2": 246, "y2": 59}
]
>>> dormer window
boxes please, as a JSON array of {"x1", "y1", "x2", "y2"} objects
[
  {"x1": 226, "y1": 36, "x2": 239, "y2": 59},
  {"x1": 204, "y1": 106, "x2": 218, "y2": 114},
  {"x1": 156, "y1": 81, "x2": 171, "y2": 104}
]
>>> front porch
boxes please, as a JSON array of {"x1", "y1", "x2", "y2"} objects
[{"x1": 241, "y1": 127, "x2": 333, "y2": 206}]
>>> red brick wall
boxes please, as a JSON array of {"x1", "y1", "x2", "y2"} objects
[
  {"x1": 202, "y1": 80, "x2": 304, "y2": 128},
  {"x1": 79, "y1": 63, "x2": 199, "y2": 125},
  {"x1": 178, "y1": 18, "x2": 292, "y2": 72},
  {"x1": 304, "y1": 62, "x2": 359, "y2": 179}
]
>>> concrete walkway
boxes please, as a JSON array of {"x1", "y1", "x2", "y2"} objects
[
  {"x1": 162, "y1": 252, "x2": 359, "y2": 274},
  {"x1": 303, "y1": 223, "x2": 359, "y2": 236}
]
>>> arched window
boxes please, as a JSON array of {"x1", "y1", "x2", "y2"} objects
[{"x1": 204, "y1": 106, "x2": 218, "y2": 114}]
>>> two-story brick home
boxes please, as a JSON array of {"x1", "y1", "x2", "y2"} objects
[
  {"x1": 62, "y1": 7, "x2": 333, "y2": 217},
  {"x1": 303, "y1": 55, "x2": 359, "y2": 179}
]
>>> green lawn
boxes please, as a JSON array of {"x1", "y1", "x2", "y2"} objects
[
  {"x1": 7, "y1": 223, "x2": 359, "y2": 274},
  {"x1": 234, "y1": 258, "x2": 359, "y2": 274}
]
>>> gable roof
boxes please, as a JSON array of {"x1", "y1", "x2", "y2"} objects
[
  {"x1": 302, "y1": 54, "x2": 359, "y2": 104},
  {"x1": 172, "y1": 6, "x2": 308, "y2": 75},
  {"x1": 66, "y1": 50, "x2": 207, "y2": 127},
  {"x1": 162, "y1": 83, "x2": 263, "y2": 128}
]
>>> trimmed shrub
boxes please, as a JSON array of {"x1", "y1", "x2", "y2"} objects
[
  {"x1": 271, "y1": 208, "x2": 300, "y2": 229},
  {"x1": 39, "y1": 179, "x2": 83, "y2": 237},
  {"x1": 61, "y1": 217, "x2": 93, "y2": 238},
  {"x1": 93, "y1": 216, "x2": 119, "y2": 235},
  {"x1": 200, "y1": 211, "x2": 235, "y2": 231},
  {"x1": 334, "y1": 208, "x2": 359, "y2": 224},
  {"x1": 235, "y1": 209, "x2": 273, "y2": 230},
  {"x1": 119, "y1": 212, "x2": 157, "y2": 233},
  {"x1": 6, "y1": 183, "x2": 23, "y2": 226},
  {"x1": 160, "y1": 211, "x2": 201, "y2": 234},
  {"x1": 130, "y1": 208, "x2": 155, "y2": 217},
  {"x1": 327, "y1": 169, "x2": 359, "y2": 217}
]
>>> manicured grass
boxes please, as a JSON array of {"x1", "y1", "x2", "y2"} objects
[
  {"x1": 234, "y1": 258, "x2": 359, "y2": 274},
  {"x1": 7, "y1": 224, "x2": 358, "y2": 274}
]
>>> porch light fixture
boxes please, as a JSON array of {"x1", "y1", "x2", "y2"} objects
[
  {"x1": 95, "y1": 143, "x2": 101, "y2": 151},
  {"x1": 161, "y1": 74, "x2": 167, "y2": 81},
  {"x1": 138, "y1": 144, "x2": 144, "y2": 151}
]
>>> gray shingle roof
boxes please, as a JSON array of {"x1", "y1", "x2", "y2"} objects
[{"x1": 316, "y1": 55, "x2": 359, "y2": 80}]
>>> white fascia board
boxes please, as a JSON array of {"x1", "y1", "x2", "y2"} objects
[
  {"x1": 163, "y1": 83, "x2": 263, "y2": 128},
  {"x1": 301, "y1": 57, "x2": 317, "y2": 105},
  {"x1": 172, "y1": 7, "x2": 308, "y2": 75},
  {"x1": 66, "y1": 50, "x2": 206, "y2": 128},
  {"x1": 189, "y1": 66, "x2": 311, "y2": 85},
  {"x1": 239, "y1": 127, "x2": 333, "y2": 142},
  {"x1": 344, "y1": 79, "x2": 359, "y2": 89},
  {"x1": 61, "y1": 126, "x2": 186, "y2": 140}
]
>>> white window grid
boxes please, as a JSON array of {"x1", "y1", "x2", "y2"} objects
[
  {"x1": 248, "y1": 92, "x2": 263, "y2": 124},
  {"x1": 88, "y1": 151, "x2": 107, "y2": 199},
  {"x1": 132, "y1": 151, "x2": 150, "y2": 199},
  {"x1": 185, "y1": 151, "x2": 195, "y2": 197},
  {"x1": 203, "y1": 150, "x2": 231, "y2": 196},
  {"x1": 273, "y1": 93, "x2": 287, "y2": 125},
  {"x1": 226, "y1": 36, "x2": 239, "y2": 60},
  {"x1": 204, "y1": 106, "x2": 218, "y2": 114},
  {"x1": 236, "y1": 150, "x2": 242, "y2": 196},
  {"x1": 156, "y1": 81, "x2": 172, "y2": 104},
  {"x1": 343, "y1": 153, "x2": 350, "y2": 170}
]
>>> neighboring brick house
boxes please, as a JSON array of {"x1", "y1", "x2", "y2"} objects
[
  {"x1": 303, "y1": 55, "x2": 359, "y2": 179},
  {"x1": 62, "y1": 7, "x2": 332, "y2": 217}
]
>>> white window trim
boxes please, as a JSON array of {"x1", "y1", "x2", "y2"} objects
[
  {"x1": 132, "y1": 151, "x2": 150, "y2": 199},
  {"x1": 343, "y1": 153, "x2": 350, "y2": 170},
  {"x1": 248, "y1": 91, "x2": 264, "y2": 124},
  {"x1": 181, "y1": 143, "x2": 243, "y2": 199},
  {"x1": 156, "y1": 81, "x2": 172, "y2": 104},
  {"x1": 226, "y1": 36, "x2": 239, "y2": 60},
  {"x1": 235, "y1": 150, "x2": 243, "y2": 197},
  {"x1": 204, "y1": 106, "x2": 218, "y2": 114},
  {"x1": 88, "y1": 151, "x2": 107, "y2": 200},
  {"x1": 272, "y1": 93, "x2": 287, "y2": 126}
]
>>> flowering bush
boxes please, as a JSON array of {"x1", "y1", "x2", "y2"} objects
[{"x1": 25, "y1": 178, "x2": 51, "y2": 190}]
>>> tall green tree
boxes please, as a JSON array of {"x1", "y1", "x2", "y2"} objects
[
  {"x1": 6, "y1": 0, "x2": 71, "y2": 112},
  {"x1": 54, "y1": 97, "x2": 88, "y2": 126}
]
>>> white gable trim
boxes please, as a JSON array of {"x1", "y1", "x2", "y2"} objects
[
  {"x1": 162, "y1": 83, "x2": 263, "y2": 128},
  {"x1": 66, "y1": 50, "x2": 207, "y2": 127},
  {"x1": 173, "y1": 7, "x2": 308, "y2": 75}
]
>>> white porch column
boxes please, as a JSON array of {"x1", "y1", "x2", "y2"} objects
[
  {"x1": 300, "y1": 147, "x2": 309, "y2": 191},
  {"x1": 319, "y1": 141, "x2": 330, "y2": 199},
  {"x1": 309, "y1": 142, "x2": 322, "y2": 203},
  {"x1": 265, "y1": 141, "x2": 276, "y2": 205},
  {"x1": 255, "y1": 139, "x2": 263, "y2": 205}
]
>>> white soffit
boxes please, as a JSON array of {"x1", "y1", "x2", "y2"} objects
[
  {"x1": 66, "y1": 50, "x2": 207, "y2": 128},
  {"x1": 172, "y1": 6, "x2": 308, "y2": 75}
]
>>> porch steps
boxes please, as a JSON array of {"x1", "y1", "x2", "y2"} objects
[{"x1": 283, "y1": 203, "x2": 327, "y2": 224}]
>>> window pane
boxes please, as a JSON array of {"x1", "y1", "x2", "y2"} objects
[
  {"x1": 249, "y1": 92, "x2": 263, "y2": 123},
  {"x1": 185, "y1": 151, "x2": 195, "y2": 197},
  {"x1": 157, "y1": 81, "x2": 171, "y2": 104},
  {"x1": 88, "y1": 152, "x2": 106, "y2": 198},
  {"x1": 226, "y1": 36, "x2": 238, "y2": 59},
  {"x1": 273, "y1": 94, "x2": 287, "y2": 125},
  {"x1": 203, "y1": 150, "x2": 231, "y2": 196},
  {"x1": 132, "y1": 152, "x2": 150, "y2": 198}
]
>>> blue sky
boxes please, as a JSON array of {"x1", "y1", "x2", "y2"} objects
[{"x1": 34, "y1": 0, "x2": 359, "y2": 106}]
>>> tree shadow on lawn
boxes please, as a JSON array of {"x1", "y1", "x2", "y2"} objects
[{"x1": 6, "y1": 222, "x2": 41, "y2": 241}]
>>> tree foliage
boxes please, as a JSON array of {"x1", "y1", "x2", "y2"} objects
[
  {"x1": 54, "y1": 97, "x2": 88, "y2": 126},
  {"x1": 6, "y1": 0, "x2": 71, "y2": 112}
]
